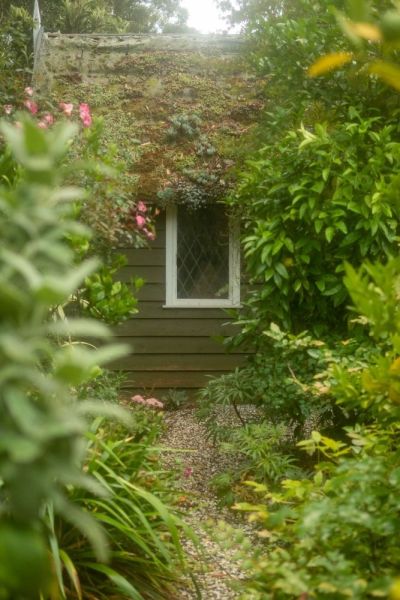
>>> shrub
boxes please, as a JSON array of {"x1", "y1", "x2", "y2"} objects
[
  {"x1": 231, "y1": 110, "x2": 400, "y2": 334},
  {"x1": 200, "y1": 325, "x2": 374, "y2": 442},
  {"x1": 210, "y1": 4, "x2": 400, "y2": 597},
  {"x1": 0, "y1": 6, "x2": 32, "y2": 104},
  {"x1": 210, "y1": 259, "x2": 400, "y2": 599},
  {"x1": 49, "y1": 414, "x2": 190, "y2": 600},
  {"x1": 0, "y1": 115, "x2": 129, "y2": 596}
]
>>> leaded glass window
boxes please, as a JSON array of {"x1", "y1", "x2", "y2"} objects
[
  {"x1": 177, "y1": 205, "x2": 229, "y2": 300},
  {"x1": 165, "y1": 204, "x2": 240, "y2": 308}
]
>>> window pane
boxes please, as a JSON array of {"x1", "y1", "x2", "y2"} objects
[{"x1": 177, "y1": 205, "x2": 230, "y2": 300}]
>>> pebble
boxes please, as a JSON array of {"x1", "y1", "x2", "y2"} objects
[{"x1": 161, "y1": 406, "x2": 258, "y2": 600}]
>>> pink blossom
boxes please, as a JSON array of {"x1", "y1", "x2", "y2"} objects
[
  {"x1": 24, "y1": 100, "x2": 38, "y2": 115},
  {"x1": 79, "y1": 103, "x2": 92, "y2": 127},
  {"x1": 3, "y1": 105, "x2": 13, "y2": 115},
  {"x1": 59, "y1": 102, "x2": 74, "y2": 117},
  {"x1": 146, "y1": 397, "x2": 164, "y2": 409},
  {"x1": 137, "y1": 201, "x2": 147, "y2": 213},
  {"x1": 136, "y1": 214, "x2": 146, "y2": 229},
  {"x1": 81, "y1": 113, "x2": 92, "y2": 128},
  {"x1": 24, "y1": 86, "x2": 34, "y2": 96},
  {"x1": 131, "y1": 394, "x2": 146, "y2": 405},
  {"x1": 183, "y1": 467, "x2": 193, "y2": 478},
  {"x1": 43, "y1": 113, "x2": 54, "y2": 125},
  {"x1": 37, "y1": 120, "x2": 48, "y2": 129},
  {"x1": 143, "y1": 228, "x2": 156, "y2": 241},
  {"x1": 130, "y1": 394, "x2": 164, "y2": 409}
]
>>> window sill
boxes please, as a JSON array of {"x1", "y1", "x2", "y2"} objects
[{"x1": 163, "y1": 303, "x2": 241, "y2": 309}]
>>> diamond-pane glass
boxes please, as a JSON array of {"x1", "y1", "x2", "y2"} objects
[{"x1": 177, "y1": 205, "x2": 229, "y2": 300}]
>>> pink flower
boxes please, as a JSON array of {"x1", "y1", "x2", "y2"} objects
[
  {"x1": 136, "y1": 214, "x2": 146, "y2": 229},
  {"x1": 183, "y1": 467, "x2": 193, "y2": 478},
  {"x1": 3, "y1": 105, "x2": 13, "y2": 115},
  {"x1": 137, "y1": 201, "x2": 147, "y2": 213},
  {"x1": 131, "y1": 394, "x2": 146, "y2": 405},
  {"x1": 43, "y1": 113, "x2": 54, "y2": 125},
  {"x1": 24, "y1": 86, "x2": 34, "y2": 96},
  {"x1": 143, "y1": 228, "x2": 156, "y2": 241},
  {"x1": 81, "y1": 114, "x2": 92, "y2": 127},
  {"x1": 79, "y1": 102, "x2": 90, "y2": 114},
  {"x1": 59, "y1": 102, "x2": 74, "y2": 117},
  {"x1": 79, "y1": 103, "x2": 92, "y2": 127},
  {"x1": 130, "y1": 394, "x2": 164, "y2": 409},
  {"x1": 37, "y1": 120, "x2": 48, "y2": 129},
  {"x1": 24, "y1": 100, "x2": 38, "y2": 115},
  {"x1": 146, "y1": 397, "x2": 164, "y2": 409}
]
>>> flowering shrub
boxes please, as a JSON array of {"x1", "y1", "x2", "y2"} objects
[
  {"x1": 2, "y1": 87, "x2": 156, "y2": 324},
  {"x1": 131, "y1": 394, "x2": 164, "y2": 409},
  {"x1": 0, "y1": 115, "x2": 132, "y2": 596}
]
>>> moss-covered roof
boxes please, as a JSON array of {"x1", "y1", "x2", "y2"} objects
[{"x1": 34, "y1": 33, "x2": 264, "y2": 204}]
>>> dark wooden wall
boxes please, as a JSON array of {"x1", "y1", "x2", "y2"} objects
[{"x1": 113, "y1": 213, "x2": 247, "y2": 395}]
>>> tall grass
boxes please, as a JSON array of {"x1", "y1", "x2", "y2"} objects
[{"x1": 47, "y1": 414, "x2": 192, "y2": 599}]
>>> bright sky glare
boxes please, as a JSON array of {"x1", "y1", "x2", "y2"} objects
[{"x1": 181, "y1": 0, "x2": 229, "y2": 33}]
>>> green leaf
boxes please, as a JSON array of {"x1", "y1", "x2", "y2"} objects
[
  {"x1": 54, "y1": 493, "x2": 109, "y2": 563},
  {"x1": 325, "y1": 227, "x2": 335, "y2": 243},
  {"x1": 81, "y1": 564, "x2": 142, "y2": 600},
  {"x1": 276, "y1": 262, "x2": 289, "y2": 279}
]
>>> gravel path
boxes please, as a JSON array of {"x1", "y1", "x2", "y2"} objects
[{"x1": 161, "y1": 407, "x2": 253, "y2": 600}]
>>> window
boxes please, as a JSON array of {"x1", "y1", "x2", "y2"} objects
[{"x1": 165, "y1": 204, "x2": 240, "y2": 308}]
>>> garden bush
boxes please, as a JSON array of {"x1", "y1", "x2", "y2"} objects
[
  {"x1": 206, "y1": 3, "x2": 400, "y2": 598},
  {"x1": 223, "y1": 0, "x2": 400, "y2": 340},
  {"x1": 214, "y1": 258, "x2": 400, "y2": 599},
  {"x1": 199, "y1": 324, "x2": 375, "y2": 504},
  {"x1": 1, "y1": 93, "x2": 154, "y2": 326},
  {"x1": 0, "y1": 115, "x2": 130, "y2": 596},
  {"x1": 50, "y1": 412, "x2": 190, "y2": 600},
  {"x1": 233, "y1": 111, "x2": 400, "y2": 333},
  {"x1": 0, "y1": 112, "x2": 190, "y2": 599}
]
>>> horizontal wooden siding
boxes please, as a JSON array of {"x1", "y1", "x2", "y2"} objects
[{"x1": 113, "y1": 213, "x2": 246, "y2": 394}]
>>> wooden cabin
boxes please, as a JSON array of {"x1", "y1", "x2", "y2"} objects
[{"x1": 34, "y1": 30, "x2": 263, "y2": 395}]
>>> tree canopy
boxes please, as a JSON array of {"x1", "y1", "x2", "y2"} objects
[{"x1": 2, "y1": 0, "x2": 191, "y2": 33}]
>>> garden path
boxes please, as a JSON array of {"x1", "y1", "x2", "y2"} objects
[{"x1": 161, "y1": 407, "x2": 248, "y2": 600}]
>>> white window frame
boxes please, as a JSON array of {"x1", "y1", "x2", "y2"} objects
[{"x1": 165, "y1": 205, "x2": 241, "y2": 308}]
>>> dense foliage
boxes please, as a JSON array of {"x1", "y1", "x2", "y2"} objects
[
  {"x1": 50, "y1": 400, "x2": 190, "y2": 599},
  {"x1": 235, "y1": 111, "x2": 400, "y2": 332},
  {"x1": 198, "y1": 2, "x2": 400, "y2": 599},
  {"x1": 215, "y1": 257, "x2": 400, "y2": 599},
  {"x1": 0, "y1": 116, "x2": 130, "y2": 596},
  {"x1": 0, "y1": 5, "x2": 32, "y2": 104},
  {"x1": 225, "y1": 0, "x2": 400, "y2": 339},
  {"x1": 0, "y1": 113, "x2": 190, "y2": 599},
  {"x1": 2, "y1": 0, "x2": 191, "y2": 33}
]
